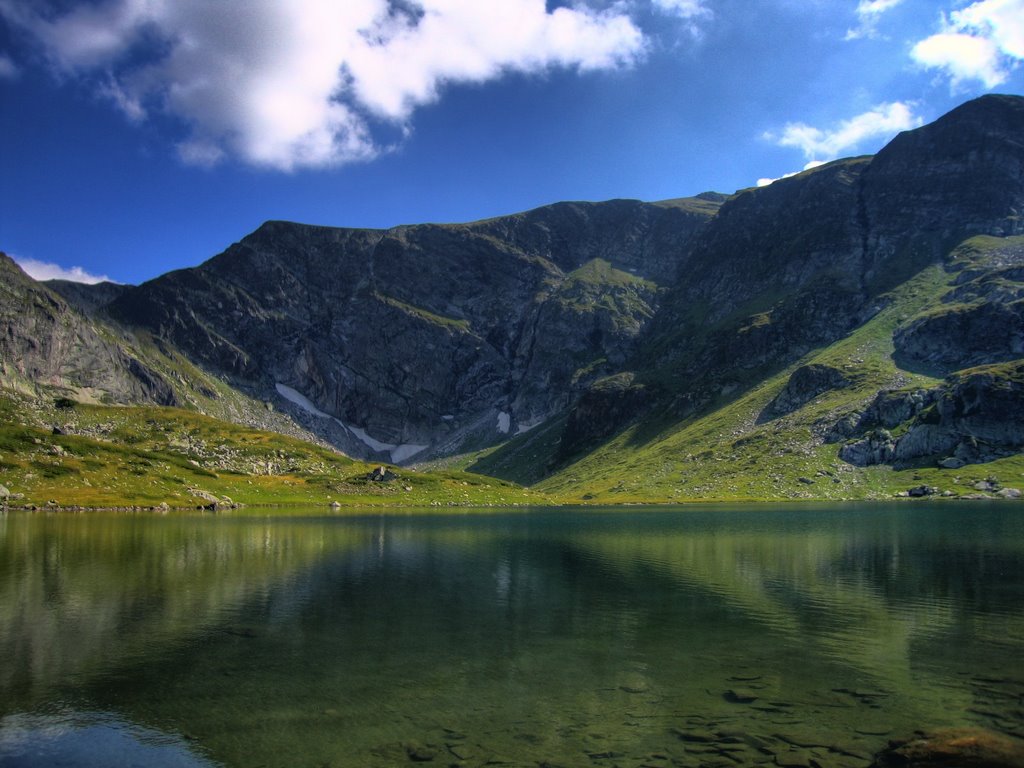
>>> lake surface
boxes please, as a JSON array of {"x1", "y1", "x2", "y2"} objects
[{"x1": 1, "y1": 504, "x2": 1022, "y2": 767}]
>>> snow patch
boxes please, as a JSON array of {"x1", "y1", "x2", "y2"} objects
[
  {"x1": 347, "y1": 424, "x2": 396, "y2": 453},
  {"x1": 497, "y1": 411, "x2": 511, "y2": 434},
  {"x1": 277, "y1": 382, "x2": 425, "y2": 462},
  {"x1": 390, "y1": 443, "x2": 428, "y2": 463},
  {"x1": 515, "y1": 418, "x2": 543, "y2": 435},
  {"x1": 346, "y1": 423, "x2": 426, "y2": 463},
  {"x1": 276, "y1": 383, "x2": 330, "y2": 418}
]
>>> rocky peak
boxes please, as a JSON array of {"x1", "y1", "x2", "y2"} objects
[
  {"x1": 0, "y1": 253, "x2": 173, "y2": 404},
  {"x1": 862, "y1": 93, "x2": 1024, "y2": 254}
]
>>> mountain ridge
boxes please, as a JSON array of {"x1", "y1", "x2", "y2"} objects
[{"x1": 5, "y1": 93, "x2": 1024, "y2": 504}]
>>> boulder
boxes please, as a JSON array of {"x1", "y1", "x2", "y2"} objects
[
  {"x1": 188, "y1": 488, "x2": 222, "y2": 509},
  {"x1": 871, "y1": 727, "x2": 1024, "y2": 767},
  {"x1": 366, "y1": 466, "x2": 398, "y2": 482},
  {"x1": 840, "y1": 429, "x2": 896, "y2": 466}
]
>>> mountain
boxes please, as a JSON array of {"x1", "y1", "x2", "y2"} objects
[
  {"x1": 3, "y1": 94, "x2": 1024, "y2": 503},
  {"x1": 105, "y1": 195, "x2": 721, "y2": 463},
  {"x1": 0, "y1": 254, "x2": 174, "y2": 404}
]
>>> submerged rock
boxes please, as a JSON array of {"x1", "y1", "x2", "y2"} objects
[{"x1": 871, "y1": 728, "x2": 1024, "y2": 767}]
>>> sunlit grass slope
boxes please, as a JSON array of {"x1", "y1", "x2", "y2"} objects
[
  {"x1": 0, "y1": 394, "x2": 542, "y2": 509},
  {"x1": 526, "y1": 243, "x2": 1024, "y2": 502}
]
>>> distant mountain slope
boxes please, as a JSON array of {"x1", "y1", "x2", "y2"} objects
[
  {"x1": 471, "y1": 94, "x2": 1024, "y2": 492},
  {"x1": 0, "y1": 253, "x2": 173, "y2": 404},
  {"x1": 105, "y1": 196, "x2": 720, "y2": 463},
  {"x1": 45, "y1": 279, "x2": 132, "y2": 315}
]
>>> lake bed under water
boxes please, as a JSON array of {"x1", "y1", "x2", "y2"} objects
[{"x1": 1, "y1": 503, "x2": 1022, "y2": 767}]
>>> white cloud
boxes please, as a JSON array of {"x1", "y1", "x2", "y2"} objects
[
  {"x1": 0, "y1": 0, "x2": 648, "y2": 171},
  {"x1": 13, "y1": 256, "x2": 115, "y2": 284},
  {"x1": 911, "y1": 0, "x2": 1024, "y2": 88},
  {"x1": 765, "y1": 101, "x2": 922, "y2": 163},
  {"x1": 176, "y1": 139, "x2": 226, "y2": 168},
  {"x1": 97, "y1": 75, "x2": 145, "y2": 122},
  {"x1": 651, "y1": 0, "x2": 709, "y2": 19},
  {"x1": 845, "y1": 0, "x2": 904, "y2": 40},
  {"x1": 0, "y1": 53, "x2": 18, "y2": 79}
]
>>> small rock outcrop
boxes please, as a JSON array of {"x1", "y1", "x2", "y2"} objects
[
  {"x1": 556, "y1": 372, "x2": 650, "y2": 464},
  {"x1": 759, "y1": 364, "x2": 850, "y2": 421},
  {"x1": 839, "y1": 429, "x2": 897, "y2": 467},
  {"x1": 839, "y1": 361, "x2": 1024, "y2": 468},
  {"x1": 366, "y1": 466, "x2": 398, "y2": 482}
]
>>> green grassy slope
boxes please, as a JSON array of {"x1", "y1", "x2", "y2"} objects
[
  {"x1": 0, "y1": 393, "x2": 543, "y2": 509},
  {"x1": 525, "y1": 238, "x2": 1024, "y2": 502}
]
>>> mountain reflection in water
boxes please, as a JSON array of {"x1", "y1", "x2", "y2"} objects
[{"x1": 1, "y1": 504, "x2": 1022, "y2": 767}]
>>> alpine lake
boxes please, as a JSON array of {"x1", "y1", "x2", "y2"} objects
[{"x1": 1, "y1": 503, "x2": 1022, "y2": 768}]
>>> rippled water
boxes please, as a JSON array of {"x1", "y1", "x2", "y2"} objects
[{"x1": 1, "y1": 504, "x2": 1022, "y2": 767}]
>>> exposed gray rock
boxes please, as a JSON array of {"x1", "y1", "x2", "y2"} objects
[
  {"x1": 840, "y1": 361, "x2": 1024, "y2": 468},
  {"x1": 0, "y1": 253, "x2": 175, "y2": 405},
  {"x1": 0, "y1": 484, "x2": 9, "y2": 499},
  {"x1": 856, "y1": 388, "x2": 936, "y2": 431},
  {"x1": 188, "y1": 488, "x2": 221, "y2": 508},
  {"x1": 895, "y1": 300, "x2": 1024, "y2": 374},
  {"x1": 839, "y1": 429, "x2": 896, "y2": 466},
  {"x1": 555, "y1": 372, "x2": 650, "y2": 464},
  {"x1": 107, "y1": 197, "x2": 717, "y2": 462},
  {"x1": 759, "y1": 364, "x2": 850, "y2": 421},
  {"x1": 366, "y1": 466, "x2": 398, "y2": 482},
  {"x1": 43, "y1": 279, "x2": 132, "y2": 314}
]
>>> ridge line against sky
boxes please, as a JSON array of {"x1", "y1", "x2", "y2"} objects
[{"x1": 1, "y1": 0, "x2": 1023, "y2": 284}]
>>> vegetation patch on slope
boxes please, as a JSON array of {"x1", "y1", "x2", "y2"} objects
[
  {"x1": 0, "y1": 392, "x2": 542, "y2": 509},
  {"x1": 530, "y1": 257, "x2": 1024, "y2": 503}
]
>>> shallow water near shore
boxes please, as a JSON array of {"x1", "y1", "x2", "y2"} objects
[{"x1": 1, "y1": 503, "x2": 1023, "y2": 767}]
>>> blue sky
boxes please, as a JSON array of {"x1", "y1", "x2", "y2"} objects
[{"x1": 1, "y1": 0, "x2": 1022, "y2": 285}]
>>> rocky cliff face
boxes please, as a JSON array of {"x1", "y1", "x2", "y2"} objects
[
  {"x1": 838, "y1": 361, "x2": 1024, "y2": 469},
  {"x1": 106, "y1": 197, "x2": 717, "y2": 462},
  {"x1": 0, "y1": 254, "x2": 174, "y2": 404},
  {"x1": 643, "y1": 96, "x2": 1024, "y2": 389}
]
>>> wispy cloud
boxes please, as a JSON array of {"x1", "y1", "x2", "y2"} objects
[
  {"x1": 651, "y1": 0, "x2": 708, "y2": 17},
  {"x1": 0, "y1": 52, "x2": 18, "y2": 79},
  {"x1": 764, "y1": 101, "x2": 922, "y2": 163},
  {"x1": 650, "y1": 0, "x2": 711, "y2": 37},
  {"x1": 13, "y1": 255, "x2": 115, "y2": 284},
  {"x1": 845, "y1": 0, "x2": 904, "y2": 41},
  {"x1": 0, "y1": 0, "x2": 651, "y2": 171},
  {"x1": 911, "y1": 0, "x2": 1024, "y2": 89}
]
